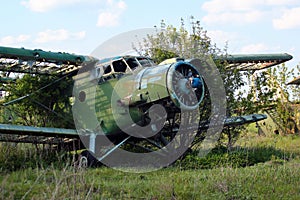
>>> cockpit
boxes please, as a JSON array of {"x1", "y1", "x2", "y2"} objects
[{"x1": 92, "y1": 56, "x2": 155, "y2": 83}]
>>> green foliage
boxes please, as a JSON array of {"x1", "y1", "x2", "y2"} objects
[
  {"x1": 2, "y1": 74, "x2": 74, "y2": 128},
  {"x1": 135, "y1": 18, "x2": 222, "y2": 63},
  {"x1": 146, "y1": 48, "x2": 179, "y2": 64},
  {"x1": 253, "y1": 64, "x2": 300, "y2": 134},
  {"x1": 176, "y1": 145, "x2": 290, "y2": 170},
  {"x1": 134, "y1": 17, "x2": 249, "y2": 147}
]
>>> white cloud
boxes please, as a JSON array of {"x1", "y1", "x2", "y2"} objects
[
  {"x1": 96, "y1": 0, "x2": 127, "y2": 27},
  {"x1": 97, "y1": 12, "x2": 120, "y2": 27},
  {"x1": 265, "y1": 0, "x2": 299, "y2": 6},
  {"x1": 240, "y1": 43, "x2": 270, "y2": 53},
  {"x1": 207, "y1": 30, "x2": 238, "y2": 46},
  {"x1": 21, "y1": 0, "x2": 79, "y2": 12},
  {"x1": 0, "y1": 35, "x2": 31, "y2": 46},
  {"x1": 202, "y1": 0, "x2": 261, "y2": 13},
  {"x1": 201, "y1": 0, "x2": 265, "y2": 25},
  {"x1": 203, "y1": 10, "x2": 264, "y2": 25},
  {"x1": 273, "y1": 7, "x2": 300, "y2": 29},
  {"x1": 35, "y1": 29, "x2": 86, "y2": 43},
  {"x1": 21, "y1": 0, "x2": 127, "y2": 27},
  {"x1": 202, "y1": 0, "x2": 299, "y2": 13},
  {"x1": 201, "y1": 0, "x2": 300, "y2": 25},
  {"x1": 21, "y1": 0, "x2": 99, "y2": 12}
]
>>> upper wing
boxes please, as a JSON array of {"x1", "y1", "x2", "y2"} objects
[
  {"x1": 215, "y1": 53, "x2": 293, "y2": 71},
  {"x1": 0, "y1": 46, "x2": 97, "y2": 76}
]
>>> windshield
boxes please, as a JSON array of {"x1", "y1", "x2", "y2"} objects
[{"x1": 137, "y1": 57, "x2": 155, "y2": 67}]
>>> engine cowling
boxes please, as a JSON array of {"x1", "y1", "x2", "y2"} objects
[{"x1": 166, "y1": 61, "x2": 205, "y2": 110}]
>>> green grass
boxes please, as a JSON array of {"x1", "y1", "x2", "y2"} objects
[
  {"x1": 0, "y1": 132, "x2": 300, "y2": 199},
  {"x1": 1, "y1": 161, "x2": 299, "y2": 199}
]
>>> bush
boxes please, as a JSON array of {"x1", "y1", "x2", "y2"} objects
[{"x1": 175, "y1": 145, "x2": 290, "y2": 170}]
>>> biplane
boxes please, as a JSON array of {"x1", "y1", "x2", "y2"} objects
[{"x1": 0, "y1": 46, "x2": 293, "y2": 167}]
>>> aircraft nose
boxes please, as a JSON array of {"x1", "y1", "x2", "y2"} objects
[{"x1": 167, "y1": 61, "x2": 205, "y2": 110}]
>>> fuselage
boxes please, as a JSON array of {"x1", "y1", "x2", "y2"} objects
[{"x1": 72, "y1": 56, "x2": 204, "y2": 136}]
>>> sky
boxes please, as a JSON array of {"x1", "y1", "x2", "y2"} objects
[{"x1": 0, "y1": 0, "x2": 299, "y2": 79}]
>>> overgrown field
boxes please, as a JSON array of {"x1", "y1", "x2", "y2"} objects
[{"x1": 0, "y1": 132, "x2": 300, "y2": 199}]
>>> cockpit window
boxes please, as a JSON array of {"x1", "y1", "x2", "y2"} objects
[
  {"x1": 125, "y1": 58, "x2": 139, "y2": 70},
  {"x1": 113, "y1": 60, "x2": 127, "y2": 73},
  {"x1": 137, "y1": 57, "x2": 155, "y2": 67},
  {"x1": 104, "y1": 65, "x2": 112, "y2": 74}
]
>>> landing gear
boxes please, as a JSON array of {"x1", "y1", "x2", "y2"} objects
[
  {"x1": 126, "y1": 108, "x2": 199, "y2": 156},
  {"x1": 78, "y1": 150, "x2": 101, "y2": 168},
  {"x1": 75, "y1": 108, "x2": 201, "y2": 169}
]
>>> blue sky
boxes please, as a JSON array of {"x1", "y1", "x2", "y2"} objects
[{"x1": 1, "y1": 0, "x2": 300, "y2": 75}]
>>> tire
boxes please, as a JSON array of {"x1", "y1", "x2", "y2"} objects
[{"x1": 78, "y1": 150, "x2": 101, "y2": 168}]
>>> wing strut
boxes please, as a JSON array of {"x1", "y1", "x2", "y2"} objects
[
  {"x1": 97, "y1": 136, "x2": 131, "y2": 162},
  {"x1": 3, "y1": 73, "x2": 73, "y2": 106}
]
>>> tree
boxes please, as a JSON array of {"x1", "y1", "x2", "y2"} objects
[
  {"x1": 2, "y1": 74, "x2": 74, "y2": 128},
  {"x1": 253, "y1": 64, "x2": 300, "y2": 134},
  {"x1": 134, "y1": 17, "x2": 249, "y2": 148}
]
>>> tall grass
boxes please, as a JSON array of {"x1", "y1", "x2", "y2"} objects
[
  {"x1": 0, "y1": 133, "x2": 299, "y2": 199},
  {"x1": 0, "y1": 143, "x2": 72, "y2": 172},
  {"x1": 1, "y1": 160, "x2": 299, "y2": 199}
]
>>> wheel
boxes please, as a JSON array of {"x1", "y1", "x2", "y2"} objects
[{"x1": 78, "y1": 150, "x2": 101, "y2": 168}]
